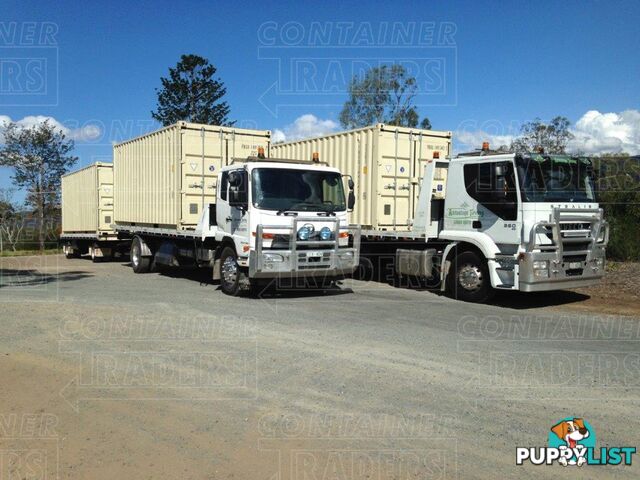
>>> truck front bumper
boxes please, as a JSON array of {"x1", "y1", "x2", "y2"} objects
[
  {"x1": 518, "y1": 245, "x2": 606, "y2": 292},
  {"x1": 249, "y1": 219, "x2": 361, "y2": 279},
  {"x1": 249, "y1": 247, "x2": 359, "y2": 279},
  {"x1": 518, "y1": 207, "x2": 608, "y2": 292}
]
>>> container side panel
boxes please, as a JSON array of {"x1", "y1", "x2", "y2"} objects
[
  {"x1": 271, "y1": 126, "x2": 452, "y2": 230},
  {"x1": 114, "y1": 123, "x2": 270, "y2": 229},
  {"x1": 61, "y1": 164, "x2": 104, "y2": 234}
]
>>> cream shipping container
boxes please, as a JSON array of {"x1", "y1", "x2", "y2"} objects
[
  {"x1": 113, "y1": 121, "x2": 271, "y2": 230},
  {"x1": 274, "y1": 128, "x2": 608, "y2": 303},
  {"x1": 111, "y1": 122, "x2": 361, "y2": 296},
  {"x1": 60, "y1": 162, "x2": 129, "y2": 261},
  {"x1": 271, "y1": 123, "x2": 452, "y2": 231}
]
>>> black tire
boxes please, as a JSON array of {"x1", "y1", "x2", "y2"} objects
[
  {"x1": 130, "y1": 237, "x2": 152, "y2": 274},
  {"x1": 446, "y1": 251, "x2": 494, "y2": 303},
  {"x1": 219, "y1": 247, "x2": 242, "y2": 296}
]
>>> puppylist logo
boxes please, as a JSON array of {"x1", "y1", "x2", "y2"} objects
[{"x1": 516, "y1": 417, "x2": 636, "y2": 467}]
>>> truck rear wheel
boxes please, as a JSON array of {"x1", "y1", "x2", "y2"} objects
[
  {"x1": 220, "y1": 247, "x2": 243, "y2": 296},
  {"x1": 131, "y1": 237, "x2": 152, "y2": 273},
  {"x1": 447, "y1": 251, "x2": 494, "y2": 303}
]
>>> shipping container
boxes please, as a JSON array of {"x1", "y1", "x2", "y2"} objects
[
  {"x1": 113, "y1": 121, "x2": 271, "y2": 230},
  {"x1": 271, "y1": 124, "x2": 452, "y2": 230},
  {"x1": 61, "y1": 162, "x2": 114, "y2": 236}
]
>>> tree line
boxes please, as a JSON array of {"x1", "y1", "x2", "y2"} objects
[{"x1": 0, "y1": 54, "x2": 637, "y2": 260}]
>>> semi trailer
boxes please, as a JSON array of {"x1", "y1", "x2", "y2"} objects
[
  {"x1": 274, "y1": 130, "x2": 609, "y2": 302},
  {"x1": 60, "y1": 162, "x2": 129, "y2": 261},
  {"x1": 112, "y1": 122, "x2": 360, "y2": 295}
]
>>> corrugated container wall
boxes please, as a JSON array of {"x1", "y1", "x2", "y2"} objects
[
  {"x1": 113, "y1": 122, "x2": 270, "y2": 230},
  {"x1": 271, "y1": 124, "x2": 452, "y2": 230},
  {"x1": 61, "y1": 162, "x2": 114, "y2": 234}
]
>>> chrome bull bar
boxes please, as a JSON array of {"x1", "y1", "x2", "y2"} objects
[
  {"x1": 526, "y1": 208, "x2": 609, "y2": 259},
  {"x1": 252, "y1": 217, "x2": 361, "y2": 277}
]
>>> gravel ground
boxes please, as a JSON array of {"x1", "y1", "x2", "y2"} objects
[{"x1": 1, "y1": 254, "x2": 639, "y2": 479}]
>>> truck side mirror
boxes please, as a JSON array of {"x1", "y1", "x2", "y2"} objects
[
  {"x1": 228, "y1": 170, "x2": 248, "y2": 210},
  {"x1": 348, "y1": 191, "x2": 355, "y2": 211},
  {"x1": 348, "y1": 178, "x2": 354, "y2": 190}
]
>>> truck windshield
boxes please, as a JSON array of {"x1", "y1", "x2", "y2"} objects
[
  {"x1": 251, "y1": 168, "x2": 346, "y2": 212},
  {"x1": 516, "y1": 154, "x2": 596, "y2": 202}
]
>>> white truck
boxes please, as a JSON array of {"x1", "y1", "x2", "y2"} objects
[
  {"x1": 366, "y1": 150, "x2": 609, "y2": 302},
  {"x1": 116, "y1": 152, "x2": 361, "y2": 296}
]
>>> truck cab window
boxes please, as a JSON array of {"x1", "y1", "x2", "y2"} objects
[
  {"x1": 219, "y1": 172, "x2": 228, "y2": 201},
  {"x1": 463, "y1": 161, "x2": 518, "y2": 220}
]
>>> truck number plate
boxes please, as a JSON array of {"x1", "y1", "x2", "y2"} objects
[
  {"x1": 307, "y1": 251, "x2": 323, "y2": 258},
  {"x1": 569, "y1": 262, "x2": 582, "y2": 269}
]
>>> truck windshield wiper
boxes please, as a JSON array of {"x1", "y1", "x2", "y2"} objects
[
  {"x1": 276, "y1": 210, "x2": 298, "y2": 216},
  {"x1": 316, "y1": 211, "x2": 336, "y2": 216}
]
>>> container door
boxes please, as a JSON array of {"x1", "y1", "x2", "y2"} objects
[
  {"x1": 180, "y1": 128, "x2": 225, "y2": 227},
  {"x1": 97, "y1": 167, "x2": 114, "y2": 231},
  {"x1": 377, "y1": 130, "x2": 413, "y2": 229}
]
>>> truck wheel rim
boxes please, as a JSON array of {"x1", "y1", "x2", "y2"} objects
[
  {"x1": 458, "y1": 264, "x2": 482, "y2": 291},
  {"x1": 222, "y1": 256, "x2": 238, "y2": 286},
  {"x1": 132, "y1": 244, "x2": 140, "y2": 267}
]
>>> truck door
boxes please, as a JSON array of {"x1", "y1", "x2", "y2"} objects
[
  {"x1": 454, "y1": 160, "x2": 521, "y2": 245},
  {"x1": 222, "y1": 169, "x2": 250, "y2": 242}
]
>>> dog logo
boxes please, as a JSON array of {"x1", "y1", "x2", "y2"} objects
[
  {"x1": 550, "y1": 418, "x2": 591, "y2": 466},
  {"x1": 517, "y1": 417, "x2": 636, "y2": 467}
]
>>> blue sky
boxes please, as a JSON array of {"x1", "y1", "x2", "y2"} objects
[{"x1": 2, "y1": 0, "x2": 639, "y2": 199}]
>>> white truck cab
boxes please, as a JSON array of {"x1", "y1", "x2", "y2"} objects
[{"x1": 197, "y1": 154, "x2": 360, "y2": 295}]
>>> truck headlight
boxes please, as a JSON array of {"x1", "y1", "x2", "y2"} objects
[
  {"x1": 297, "y1": 226, "x2": 311, "y2": 241},
  {"x1": 320, "y1": 227, "x2": 332, "y2": 241},
  {"x1": 532, "y1": 260, "x2": 549, "y2": 278},
  {"x1": 263, "y1": 253, "x2": 284, "y2": 262},
  {"x1": 339, "y1": 251, "x2": 354, "y2": 262},
  {"x1": 532, "y1": 260, "x2": 548, "y2": 270}
]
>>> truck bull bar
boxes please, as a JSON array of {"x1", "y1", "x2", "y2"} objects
[{"x1": 250, "y1": 217, "x2": 361, "y2": 278}]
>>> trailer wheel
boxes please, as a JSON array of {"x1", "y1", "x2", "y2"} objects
[
  {"x1": 219, "y1": 247, "x2": 243, "y2": 296},
  {"x1": 90, "y1": 246, "x2": 100, "y2": 263},
  {"x1": 447, "y1": 251, "x2": 494, "y2": 303},
  {"x1": 130, "y1": 237, "x2": 152, "y2": 273}
]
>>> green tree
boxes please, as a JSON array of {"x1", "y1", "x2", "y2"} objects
[
  {"x1": 511, "y1": 116, "x2": 574, "y2": 153},
  {"x1": 339, "y1": 65, "x2": 431, "y2": 129},
  {"x1": 152, "y1": 54, "x2": 232, "y2": 126},
  {"x1": 594, "y1": 153, "x2": 640, "y2": 260},
  {"x1": 0, "y1": 121, "x2": 77, "y2": 251}
]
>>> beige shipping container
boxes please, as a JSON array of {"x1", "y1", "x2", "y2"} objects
[
  {"x1": 271, "y1": 124, "x2": 452, "y2": 230},
  {"x1": 61, "y1": 162, "x2": 114, "y2": 235},
  {"x1": 113, "y1": 122, "x2": 270, "y2": 230}
]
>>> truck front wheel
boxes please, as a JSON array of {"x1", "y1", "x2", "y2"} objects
[
  {"x1": 447, "y1": 251, "x2": 494, "y2": 303},
  {"x1": 131, "y1": 237, "x2": 152, "y2": 273},
  {"x1": 220, "y1": 247, "x2": 243, "y2": 296}
]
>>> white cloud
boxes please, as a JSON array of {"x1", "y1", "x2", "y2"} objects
[
  {"x1": 567, "y1": 110, "x2": 640, "y2": 155},
  {"x1": 272, "y1": 114, "x2": 338, "y2": 143},
  {"x1": 0, "y1": 115, "x2": 102, "y2": 142},
  {"x1": 455, "y1": 109, "x2": 640, "y2": 156}
]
